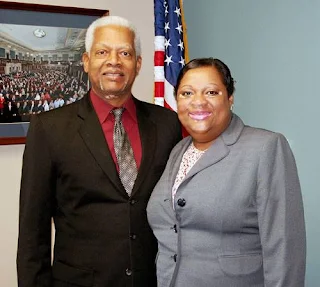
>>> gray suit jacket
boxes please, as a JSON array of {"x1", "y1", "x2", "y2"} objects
[{"x1": 147, "y1": 114, "x2": 306, "y2": 287}]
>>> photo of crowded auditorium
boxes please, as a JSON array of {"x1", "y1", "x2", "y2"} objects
[{"x1": 0, "y1": 23, "x2": 89, "y2": 123}]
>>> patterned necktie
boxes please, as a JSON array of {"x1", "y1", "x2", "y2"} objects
[{"x1": 112, "y1": 108, "x2": 137, "y2": 196}]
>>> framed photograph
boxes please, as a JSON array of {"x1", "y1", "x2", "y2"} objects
[{"x1": 0, "y1": 1, "x2": 108, "y2": 145}]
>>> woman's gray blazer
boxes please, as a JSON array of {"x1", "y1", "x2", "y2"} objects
[{"x1": 147, "y1": 114, "x2": 306, "y2": 287}]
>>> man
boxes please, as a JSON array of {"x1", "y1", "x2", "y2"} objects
[
  {"x1": 0, "y1": 93, "x2": 6, "y2": 122},
  {"x1": 17, "y1": 16, "x2": 182, "y2": 287},
  {"x1": 3, "y1": 100, "x2": 21, "y2": 122},
  {"x1": 0, "y1": 93, "x2": 5, "y2": 114}
]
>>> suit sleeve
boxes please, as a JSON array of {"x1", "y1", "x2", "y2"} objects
[
  {"x1": 256, "y1": 133, "x2": 306, "y2": 287},
  {"x1": 17, "y1": 115, "x2": 55, "y2": 287}
]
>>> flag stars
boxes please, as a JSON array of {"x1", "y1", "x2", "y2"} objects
[
  {"x1": 175, "y1": 23, "x2": 183, "y2": 34},
  {"x1": 165, "y1": 6, "x2": 169, "y2": 16},
  {"x1": 164, "y1": 39, "x2": 172, "y2": 49},
  {"x1": 179, "y1": 56, "x2": 185, "y2": 67},
  {"x1": 164, "y1": 1, "x2": 168, "y2": 16},
  {"x1": 174, "y1": 7, "x2": 181, "y2": 17},
  {"x1": 164, "y1": 22, "x2": 170, "y2": 33},
  {"x1": 165, "y1": 55, "x2": 173, "y2": 66},
  {"x1": 178, "y1": 39, "x2": 184, "y2": 51}
]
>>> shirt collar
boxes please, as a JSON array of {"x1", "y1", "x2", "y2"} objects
[{"x1": 90, "y1": 90, "x2": 137, "y2": 123}]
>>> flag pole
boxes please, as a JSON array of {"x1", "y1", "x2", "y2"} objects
[{"x1": 179, "y1": 0, "x2": 189, "y2": 63}]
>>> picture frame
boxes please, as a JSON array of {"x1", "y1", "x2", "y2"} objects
[{"x1": 0, "y1": 1, "x2": 108, "y2": 145}]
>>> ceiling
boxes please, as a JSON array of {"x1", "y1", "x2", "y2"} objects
[{"x1": 0, "y1": 23, "x2": 86, "y2": 54}]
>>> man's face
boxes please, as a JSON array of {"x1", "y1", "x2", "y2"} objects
[{"x1": 83, "y1": 25, "x2": 142, "y2": 106}]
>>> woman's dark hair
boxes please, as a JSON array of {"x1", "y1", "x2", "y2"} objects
[{"x1": 174, "y1": 58, "x2": 235, "y2": 97}]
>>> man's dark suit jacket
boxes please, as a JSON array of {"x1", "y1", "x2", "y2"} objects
[{"x1": 17, "y1": 94, "x2": 182, "y2": 287}]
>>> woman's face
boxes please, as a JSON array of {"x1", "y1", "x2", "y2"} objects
[{"x1": 176, "y1": 66, "x2": 234, "y2": 149}]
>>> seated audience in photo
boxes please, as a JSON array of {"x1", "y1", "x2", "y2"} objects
[{"x1": 0, "y1": 67, "x2": 88, "y2": 120}]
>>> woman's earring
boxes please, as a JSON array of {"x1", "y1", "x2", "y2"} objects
[{"x1": 230, "y1": 104, "x2": 234, "y2": 111}]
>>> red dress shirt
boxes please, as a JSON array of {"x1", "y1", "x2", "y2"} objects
[{"x1": 90, "y1": 91, "x2": 142, "y2": 170}]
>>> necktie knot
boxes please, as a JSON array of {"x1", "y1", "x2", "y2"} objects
[{"x1": 112, "y1": 108, "x2": 124, "y2": 122}]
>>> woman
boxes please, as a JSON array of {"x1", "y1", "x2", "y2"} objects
[{"x1": 147, "y1": 58, "x2": 306, "y2": 287}]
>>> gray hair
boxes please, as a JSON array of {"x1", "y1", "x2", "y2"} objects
[{"x1": 85, "y1": 15, "x2": 141, "y2": 57}]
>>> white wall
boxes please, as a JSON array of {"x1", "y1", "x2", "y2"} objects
[
  {"x1": 0, "y1": 144, "x2": 24, "y2": 286},
  {"x1": 0, "y1": 0, "x2": 154, "y2": 286}
]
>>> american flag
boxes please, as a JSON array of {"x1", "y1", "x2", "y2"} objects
[{"x1": 154, "y1": 0, "x2": 188, "y2": 111}]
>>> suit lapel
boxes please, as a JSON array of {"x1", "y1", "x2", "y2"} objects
[
  {"x1": 164, "y1": 135, "x2": 230, "y2": 189},
  {"x1": 77, "y1": 95, "x2": 124, "y2": 193},
  {"x1": 167, "y1": 137, "x2": 192, "y2": 190},
  {"x1": 131, "y1": 99, "x2": 156, "y2": 195},
  {"x1": 181, "y1": 113, "x2": 245, "y2": 183},
  {"x1": 184, "y1": 137, "x2": 230, "y2": 181}
]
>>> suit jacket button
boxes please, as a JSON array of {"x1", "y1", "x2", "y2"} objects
[
  {"x1": 177, "y1": 198, "x2": 186, "y2": 207},
  {"x1": 126, "y1": 268, "x2": 132, "y2": 276},
  {"x1": 130, "y1": 234, "x2": 137, "y2": 240},
  {"x1": 130, "y1": 199, "x2": 136, "y2": 205},
  {"x1": 172, "y1": 254, "x2": 177, "y2": 262},
  {"x1": 171, "y1": 224, "x2": 177, "y2": 233}
]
